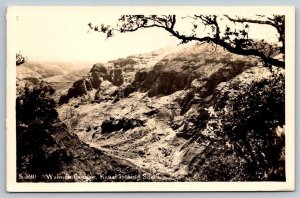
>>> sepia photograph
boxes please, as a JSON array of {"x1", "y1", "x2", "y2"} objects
[{"x1": 6, "y1": 6, "x2": 295, "y2": 191}]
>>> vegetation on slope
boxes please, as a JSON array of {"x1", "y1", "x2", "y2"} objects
[{"x1": 16, "y1": 85, "x2": 151, "y2": 182}]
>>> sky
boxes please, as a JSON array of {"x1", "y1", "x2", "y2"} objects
[
  {"x1": 9, "y1": 7, "x2": 178, "y2": 63},
  {"x1": 8, "y1": 7, "x2": 280, "y2": 63}
]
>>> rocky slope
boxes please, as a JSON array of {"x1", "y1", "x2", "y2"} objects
[
  {"x1": 57, "y1": 43, "x2": 285, "y2": 181},
  {"x1": 16, "y1": 60, "x2": 91, "y2": 100},
  {"x1": 59, "y1": 44, "x2": 257, "y2": 104},
  {"x1": 17, "y1": 117, "x2": 156, "y2": 182},
  {"x1": 58, "y1": 46, "x2": 184, "y2": 104}
]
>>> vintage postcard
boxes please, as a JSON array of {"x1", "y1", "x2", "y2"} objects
[{"x1": 6, "y1": 6, "x2": 295, "y2": 191}]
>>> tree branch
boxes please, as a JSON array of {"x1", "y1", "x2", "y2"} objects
[
  {"x1": 89, "y1": 14, "x2": 285, "y2": 68},
  {"x1": 224, "y1": 15, "x2": 275, "y2": 27},
  {"x1": 224, "y1": 14, "x2": 285, "y2": 55}
]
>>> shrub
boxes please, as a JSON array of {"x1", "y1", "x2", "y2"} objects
[
  {"x1": 216, "y1": 71, "x2": 285, "y2": 180},
  {"x1": 16, "y1": 52, "x2": 26, "y2": 66},
  {"x1": 16, "y1": 85, "x2": 69, "y2": 179}
]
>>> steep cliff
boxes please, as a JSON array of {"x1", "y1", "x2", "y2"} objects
[{"x1": 58, "y1": 46, "x2": 179, "y2": 104}]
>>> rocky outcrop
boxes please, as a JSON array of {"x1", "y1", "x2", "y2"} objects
[
  {"x1": 176, "y1": 58, "x2": 257, "y2": 115},
  {"x1": 58, "y1": 77, "x2": 98, "y2": 104},
  {"x1": 101, "y1": 117, "x2": 144, "y2": 134},
  {"x1": 111, "y1": 66, "x2": 124, "y2": 86},
  {"x1": 90, "y1": 63, "x2": 110, "y2": 86},
  {"x1": 59, "y1": 63, "x2": 126, "y2": 104},
  {"x1": 147, "y1": 70, "x2": 196, "y2": 97},
  {"x1": 123, "y1": 68, "x2": 197, "y2": 98},
  {"x1": 94, "y1": 80, "x2": 118, "y2": 102}
]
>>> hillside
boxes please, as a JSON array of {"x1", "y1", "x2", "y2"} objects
[
  {"x1": 16, "y1": 60, "x2": 91, "y2": 100},
  {"x1": 56, "y1": 43, "x2": 285, "y2": 181}
]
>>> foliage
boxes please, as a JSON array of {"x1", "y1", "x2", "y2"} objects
[
  {"x1": 17, "y1": 86, "x2": 58, "y2": 126},
  {"x1": 16, "y1": 85, "x2": 71, "y2": 180},
  {"x1": 214, "y1": 70, "x2": 285, "y2": 180},
  {"x1": 183, "y1": 69, "x2": 285, "y2": 181},
  {"x1": 182, "y1": 71, "x2": 284, "y2": 181},
  {"x1": 16, "y1": 52, "x2": 26, "y2": 66}
]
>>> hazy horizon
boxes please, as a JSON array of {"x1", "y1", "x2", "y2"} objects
[{"x1": 9, "y1": 7, "x2": 279, "y2": 63}]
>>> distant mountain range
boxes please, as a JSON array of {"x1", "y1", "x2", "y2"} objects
[{"x1": 16, "y1": 60, "x2": 91, "y2": 100}]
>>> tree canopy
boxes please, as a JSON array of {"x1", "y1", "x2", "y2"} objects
[{"x1": 89, "y1": 14, "x2": 285, "y2": 68}]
